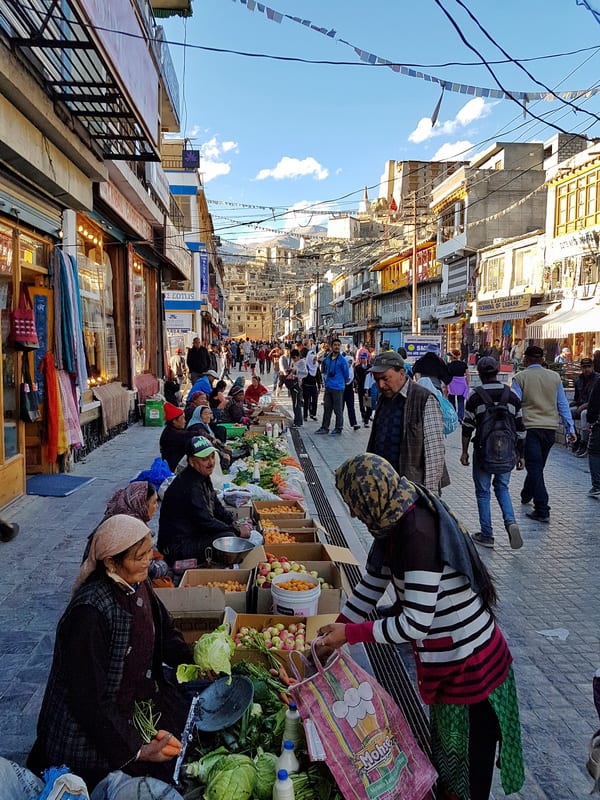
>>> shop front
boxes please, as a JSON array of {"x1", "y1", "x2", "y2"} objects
[{"x1": 472, "y1": 295, "x2": 553, "y2": 362}]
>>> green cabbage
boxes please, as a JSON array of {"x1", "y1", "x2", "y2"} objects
[
  {"x1": 185, "y1": 746, "x2": 229, "y2": 781},
  {"x1": 204, "y1": 754, "x2": 257, "y2": 800},
  {"x1": 253, "y1": 751, "x2": 277, "y2": 800},
  {"x1": 177, "y1": 624, "x2": 235, "y2": 683}
]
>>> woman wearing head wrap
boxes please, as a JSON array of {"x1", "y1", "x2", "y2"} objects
[
  {"x1": 27, "y1": 515, "x2": 192, "y2": 791},
  {"x1": 187, "y1": 405, "x2": 232, "y2": 469},
  {"x1": 318, "y1": 454, "x2": 524, "y2": 800}
]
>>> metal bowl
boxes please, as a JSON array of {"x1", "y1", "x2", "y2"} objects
[{"x1": 211, "y1": 536, "x2": 255, "y2": 565}]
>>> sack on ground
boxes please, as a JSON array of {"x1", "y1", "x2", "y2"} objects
[
  {"x1": 474, "y1": 385, "x2": 517, "y2": 473},
  {"x1": 289, "y1": 643, "x2": 437, "y2": 800}
]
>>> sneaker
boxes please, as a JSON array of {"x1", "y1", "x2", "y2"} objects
[
  {"x1": 526, "y1": 511, "x2": 550, "y2": 523},
  {"x1": 505, "y1": 521, "x2": 523, "y2": 550},
  {"x1": 330, "y1": 429, "x2": 342, "y2": 436},
  {"x1": 315, "y1": 428, "x2": 328, "y2": 435},
  {"x1": 471, "y1": 532, "x2": 494, "y2": 548},
  {"x1": 588, "y1": 488, "x2": 600, "y2": 498},
  {"x1": 363, "y1": 422, "x2": 369, "y2": 428},
  {"x1": 310, "y1": 416, "x2": 318, "y2": 421},
  {"x1": 353, "y1": 425, "x2": 361, "y2": 431},
  {"x1": 0, "y1": 521, "x2": 19, "y2": 543}
]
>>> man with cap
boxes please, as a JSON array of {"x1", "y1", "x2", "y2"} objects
[
  {"x1": 461, "y1": 357, "x2": 526, "y2": 549},
  {"x1": 511, "y1": 345, "x2": 576, "y2": 523},
  {"x1": 570, "y1": 357, "x2": 599, "y2": 456},
  {"x1": 159, "y1": 402, "x2": 194, "y2": 472},
  {"x1": 158, "y1": 435, "x2": 252, "y2": 567},
  {"x1": 367, "y1": 351, "x2": 448, "y2": 493},
  {"x1": 188, "y1": 370, "x2": 219, "y2": 399}
]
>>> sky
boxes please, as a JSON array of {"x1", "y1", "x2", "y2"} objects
[{"x1": 162, "y1": 0, "x2": 600, "y2": 248}]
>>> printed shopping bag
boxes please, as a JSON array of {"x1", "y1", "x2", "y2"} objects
[
  {"x1": 20, "y1": 357, "x2": 41, "y2": 423},
  {"x1": 11, "y1": 283, "x2": 39, "y2": 350},
  {"x1": 289, "y1": 643, "x2": 437, "y2": 800}
]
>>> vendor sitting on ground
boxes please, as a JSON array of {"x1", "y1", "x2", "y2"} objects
[
  {"x1": 187, "y1": 405, "x2": 233, "y2": 470},
  {"x1": 244, "y1": 374, "x2": 269, "y2": 408},
  {"x1": 157, "y1": 436, "x2": 252, "y2": 567},
  {"x1": 221, "y1": 384, "x2": 250, "y2": 425},
  {"x1": 184, "y1": 390, "x2": 208, "y2": 424},
  {"x1": 159, "y1": 402, "x2": 194, "y2": 472},
  {"x1": 209, "y1": 379, "x2": 229, "y2": 422},
  {"x1": 27, "y1": 515, "x2": 192, "y2": 791}
]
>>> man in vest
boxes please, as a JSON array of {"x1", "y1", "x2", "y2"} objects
[
  {"x1": 511, "y1": 345, "x2": 576, "y2": 523},
  {"x1": 460, "y1": 357, "x2": 525, "y2": 549},
  {"x1": 366, "y1": 351, "x2": 448, "y2": 493}
]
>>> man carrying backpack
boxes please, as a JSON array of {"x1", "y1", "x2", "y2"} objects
[{"x1": 460, "y1": 356, "x2": 526, "y2": 550}]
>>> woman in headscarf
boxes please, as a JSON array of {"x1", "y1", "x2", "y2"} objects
[
  {"x1": 187, "y1": 405, "x2": 232, "y2": 469},
  {"x1": 27, "y1": 515, "x2": 192, "y2": 791},
  {"x1": 318, "y1": 454, "x2": 524, "y2": 800}
]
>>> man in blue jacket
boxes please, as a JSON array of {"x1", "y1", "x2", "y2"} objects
[{"x1": 315, "y1": 338, "x2": 350, "y2": 435}]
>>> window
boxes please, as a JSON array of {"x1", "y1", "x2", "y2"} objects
[
  {"x1": 132, "y1": 260, "x2": 148, "y2": 376},
  {"x1": 76, "y1": 217, "x2": 118, "y2": 382},
  {"x1": 555, "y1": 166, "x2": 600, "y2": 235},
  {"x1": 482, "y1": 256, "x2": 505, "y2": 292},
  {"x1": 580, "y1": 254, "x2": 600, "y2": 285},
  {"x1": 513, "y1": 249, "x2": 535, "y2": 287}
]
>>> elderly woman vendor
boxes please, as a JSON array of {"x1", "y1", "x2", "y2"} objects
[
  {"x1": 158, "y1": 435, "x2": 251, "y2": 567},
  {"x1": 27, "y1": 515, "x2": 192, "y2": 790},
  {"x1": 318, "y1": 454, "x2": 524, "y2": 800}
]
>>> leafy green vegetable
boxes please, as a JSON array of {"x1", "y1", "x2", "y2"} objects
[
  {"x1": 253, "y1": 751, "x2": 277, "y2": 800},
  {"x1": 204, "y1": 754, "x2": 257, "y2": 800},
  {"x1": 185, "y1": 747, "x2": 229, "y2": 781},
  {"x1": 176, "y1": 624, "x2": 235, "y2": 683}
]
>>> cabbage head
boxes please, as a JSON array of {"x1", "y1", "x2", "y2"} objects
[
  {"x1": 204, "y1": 754, "x2": 256, "y2": 800},
  {"x1": 253, "y1": 751, "x2": 277, "y2": 800},
  {"x1": 194, "y1": 624, "x2": 235, "y2": 677}
]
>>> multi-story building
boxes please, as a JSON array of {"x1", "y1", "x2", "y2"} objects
[
  {"x1": 431, "y1": 141, "x2": 551, "y2": 353},
  {"x1": 0, "y1": 0, "x2": 192, "y2": 503},
  {"x1": 527, "y1": 137, "x2": 600, "y2": 359}
]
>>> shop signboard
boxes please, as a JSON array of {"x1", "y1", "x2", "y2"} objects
[
  {"x1": 477, "y1": 295, "x2": 531, "y2": 314},
  {"x1": 402, "y1": 335, "x2": 442, "y2": 363},
  {"x1": 200, "y1": 252, "x2": 209, "y2": 294},
  {"x1": 166, "y1": 312, "x2": 192, "y2": 331}
]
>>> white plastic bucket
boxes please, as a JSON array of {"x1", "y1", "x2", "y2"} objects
[{"x1": 271, "y1": 572, "x2": 321, "y2": 616}]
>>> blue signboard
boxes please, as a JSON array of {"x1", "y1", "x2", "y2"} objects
[
  {"x1": 33, "y1": 293, "x2": 48, "y2": 400},
  {"x1": 200, "y1": 252, "x2": 209, "y2": 294},
  {"x1": 403, "y1": 335, "x2": 442, "y2": 364}
]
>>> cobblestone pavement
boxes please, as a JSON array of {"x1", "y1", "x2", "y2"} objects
[{"x1": 1, "y1": 373, "x2": 598, "y2": 799}]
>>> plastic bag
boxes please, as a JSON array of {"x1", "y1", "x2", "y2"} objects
[
  {"x1": 36, "y1": 766, "x2": 89, "y2": 800},
  {"x1": 133, "y1": 458, "x2": 173, "y2": 491}
]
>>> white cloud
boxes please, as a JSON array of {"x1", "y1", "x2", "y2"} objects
[
  {"x1": 408, "y1": 97, "x2": 494, "y2": 143},
  {"x1": 201, "y1": 161, "x2": 232, "y2": 182},
  {"x1": 221, "y1": 141, "x2": 238, "y2": 153},
  {"x1": 282, "y1": 200, "x2": 331, "y2": 230},
  {"x1": 255, "y1": 156, "x2": 329, "y2": 181},
  {"x1": 432, "y1": 140, "x2": 474, "y2": 161}
]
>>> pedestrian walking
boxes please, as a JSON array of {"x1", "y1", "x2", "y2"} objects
[
  {"x1": 367, "y1": 351, "x2": 448, "y2": 494},
  {"x1": 460, "y1": 357, "x2": 525, "y2": 550},
  {"x1": 257, "y1": 344, "x2": 267, "y2": 375},
  {"x1": 354, "y1": 351, "x2": 371, "y2": 426},
  {"x1": 186, "y1": 338, "x2": 211, "y2": 385},
  {"x1": 269, "y1": 343, "x2": 283, "y2": 392},
  {"x1": 511, "y1": 345, "x2": 576, "y2": 523},
  {"x1": 447, "y1": 349, "x2": 470, "y2": 422},
  {"x1": 302, "y1": 347, "x2": 319, "y2": 421},
  {"x1": 319, "y1": 453, "x2": 525, "y2": 800},
  {"x1": 342, "y1": 353, "x2": 361, "y2": 431},
  {"x1": 315, "y1": 338, "x2": 350, "y2": 436},
  {"x1": 585, "y1": 377, "x2": 600, "y2": 497}
]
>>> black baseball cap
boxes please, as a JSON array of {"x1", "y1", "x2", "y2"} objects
[
  {"x1": 477, "y1": 356, "x2": 499, "y2": 374},
  {"x1": 524, "y1": 345, "x2": 544, "y2": 359}
]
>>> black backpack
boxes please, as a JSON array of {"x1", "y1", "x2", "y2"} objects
[{"x1": 474, "y1": 385, "x2": 517, "y2": 473}]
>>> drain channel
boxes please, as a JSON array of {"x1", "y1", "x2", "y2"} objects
[{"x1": 290, "y1": 429, "x2": 433, "y2": 759}]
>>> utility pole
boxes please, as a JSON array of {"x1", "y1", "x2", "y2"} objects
[
  {"x1": 315, "y1": 269, "x2": 320, "y2": 343},
  {"x1": 411, "y1": 190, "x2": 419, "y2": 335}
]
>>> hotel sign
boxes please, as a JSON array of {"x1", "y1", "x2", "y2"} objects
[{"x1": 477, "y1": 296, "x2": 531, "y2": 314}]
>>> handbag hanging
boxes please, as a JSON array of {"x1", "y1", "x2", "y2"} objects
[
  {"x1": 19, "y1": 356, "x2": 41, "y2": 423},
  {"x1": 11, "y1": 283, "x2": 39, "y2": 351},
  {"x1": 289, "y1": 642, "x2": 437, "y2": 800}
]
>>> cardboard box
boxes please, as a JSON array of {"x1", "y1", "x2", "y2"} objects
[
  {"x1": 253, "y1": 500, "x2": 306, "y2": 520},
  {"x1": 155, "y1": 569, "x2": 252, "y2": 615},
  {"x1": 241, "y1": 544, "x2": 358, "y2": 615},
  {"x1": 172, "y1": 610, "x2": 226, "y2": 644},
  {"x1": 227, "y1": 503, "x2": 253, "y2": 522},
  {"x1": 254, "y1": 561, "x2": 346, "y2": 615},
  {"x1": 260, "y1": 517, "x2": 319, "y2": 542},
  {"x1": 230, "y1": 613, "x2": 338, "y2": 674}
]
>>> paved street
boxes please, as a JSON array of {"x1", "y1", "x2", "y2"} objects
[{"x1": 1, "y1": 377, "x2": 598, "y2": 799}]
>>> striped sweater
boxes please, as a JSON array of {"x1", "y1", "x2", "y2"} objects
[{"x1": 340, "y1": 504, "x2": 512, "y2": 705}]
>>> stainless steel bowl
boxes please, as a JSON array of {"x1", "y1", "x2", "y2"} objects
[{"x1": 211, "y1": 536, "x2": 255, "y2": 566}]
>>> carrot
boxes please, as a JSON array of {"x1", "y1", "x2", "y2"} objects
[{"x1": 279, "y1": 691, "x2": 291, "y2": 705}]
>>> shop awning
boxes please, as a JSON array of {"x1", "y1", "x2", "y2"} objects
[
  {"x1": 562, "y1": 301, "x2": 600, "y2": 334},
  {"x1": 525, "y1": 299, "x2": 599, "y2": 338}
]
